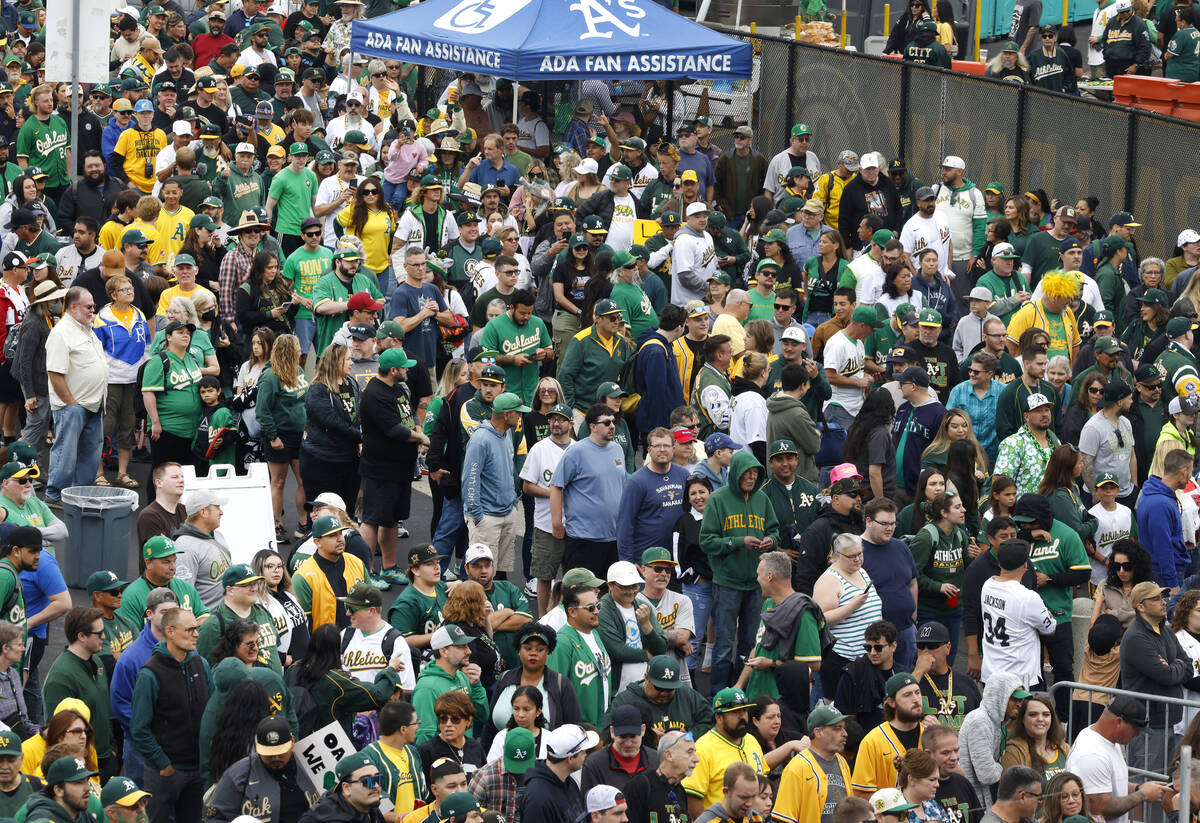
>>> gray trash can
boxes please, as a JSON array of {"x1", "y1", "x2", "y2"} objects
[{"x1": 60, "y1": 486, "x2": 139, "y2": 589}]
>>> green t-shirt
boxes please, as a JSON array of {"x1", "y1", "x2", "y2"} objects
[
  {"x1": 0, "y1": 560, "x2": 25, "y2": 633},
  {"x1": 149, "y1": 325, "x2": 216, "y2": 363},
  {"x1": 468, "y1": 286, "x2": 514, "y2": 329},
  {"x1": 747, "y1": 288, "x2": 775, "y2": 323},
  {"x1": 141, "y1": 349, "x2": 204, "y2": 437},
  {"x1": 0, "y1": 494, "x2": 58, "y2": 529},
  {"x1": 1030, "y1": 520, "x2": 1090, "y2": 623},
  {"x1": 610, "y1": 280, "x2": 659, "y2": 339},
  {"x1": 484, "y1": 579, "x2": 532, "y2": 668},
  {"x1": 478, "y1": 312, "x2": 552, "y2": 405},
  {"x1": 16, "y1": 113, "x2": 70, "y2": 187},
  {"x1": 1166, "y1": 27, "x2": 1200, "y2": 81},
  {"x1": 281, "y1": 246, "x2": 333, "y2": 320},
  {"x1": 744, "y1": 597, "x2": 821, "y2": 700},
  {"x1": 268, "y1": 166, "x2": 319, "y2": 235},
  {"x1": 312, "y1": 270, "x2": 383, "y2": 354}
]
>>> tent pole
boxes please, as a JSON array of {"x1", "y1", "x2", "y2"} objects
[{"x1": 513, "y1": 80, "x2": 519, "y2": 124}]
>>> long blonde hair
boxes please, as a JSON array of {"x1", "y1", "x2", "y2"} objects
[
  {"x1": 313, "y1": 343, "x2": 349, "y2": 392},
  {"x1": 921, "y1": 408, "x2": 990, "y2": 473},
  {"x1": 269, "y1": 334, "x2": 301, "y2": 389},
  {"x1": 437, "y1": 358, "x2": 467, "y2": 398}
]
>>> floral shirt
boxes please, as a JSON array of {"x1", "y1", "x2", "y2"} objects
[
  {"x1": 905, "y1": 799, "x2": 952, "y2": 823},
  {"x1": 994, "y1": 424, "x2": 1062, "y2": 497}
]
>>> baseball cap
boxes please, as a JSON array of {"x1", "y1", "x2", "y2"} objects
[
  {"x1": 86, "y1": 570, "x2": 127, "y2": 595},
  {"x1": 837, "y1": 149, "x2": 859, "y2": 172},
  {"x1": 885, "y1": 672, "x2": 919, "y2": 698},
  {"x1": 1100, "y1": 381, "x2": 1132, "y2": 408},
  {"x1": 430, "y1": 623, "x2": 472, "y2": 650},
  {"x1": 585, "y1": 785, "x2": 626, "y2": 815},
  {"x1": 1095, "y1": 471, "x2": 1120, "y2": 488},
  {"x1": 338, "y1": 581, "x2": 383, "y2": 610},
  {"x1": 1111, "y1": 210, "x2": 1141, "y2": 227},
  {"x1": 408, "y1": 544, "x2": 445, "y2": 569},
  {"x1": 769, "y1": 439, "x2": 799, "y2": 458},
  {"x1": 562, "y1": 567, "x2": 605, "y2": 588},
  {"x1": 610, "y1": 704, "x2": 643, "y2": 736},
  {"x1": 181, "y1": 488, "x2": 227, "y2": 517},
  {"x1": 672, "y1": 426, "x2": 697, "y2": 444},
  {"x1": 333, "y1": 751, "x2": 376, "y2": 783},
  {"x1": 807, "y1": 705, "x2": 847, "y2": 730},
  {"x1": 464, "y1": 544, "x2": 494, "y2": 566},
  {"x1": 46, "y1": 756, "x2": 97, "y2": 785},
  {"x1": 992, "y1": 242, "x2": 1020, "y2": 259},
  {"x1": 640, "y1": 547, "x2": 675, "y2": 567},
  {"x1": 917, "y1": 308, "x2": 942, "y2": 327},
  {"x1": 1179, "y1": 229, "x2": 1200, "y2": 247},
  {"x1": 493, "y1": 392, "x2": 532, "y2": 415},
  {"x1": 872, "y1": 228, "x2": 895, "y2": 246},
  {"x1": 1169, "y1": 394, "x2": 1200, "y2": 415},
  {"x1": 597, "y1": 381, "x2": 627, "y2": 399},
  {"x1": 871, "y1": 788, "x2": 919, "y2": 815},
  {"x1": 1137, "y1": 288, "x2": 1169, "y2": 308},
  {"x1": 916, "y1": 185, "x2": 937, "y2": 200},
  {"x1": 254, "y1": 715, "x2": 294, "y2": 756},
  {"x1": 1137, "y1": 363, "x2": 1164, "y2": 384},
  {"x1": 479, "y1": 364, "x2": 507, "y2": 384},
  {"x1": 304, "y1": 492, "x2": 348, "y2": 513},
  {"x1": 504, "y1": 727, "x2": 536, "y2": 774},
  {"x1": 852, "y1": 304, "x2": 884, "y2": 327},
  {"x1": 1168, "y1": 316, "x2": 1200, "y2": 337},
  {"x1": 375, "y1": 320, "x2": 405, "y2": 341},
  {"x1": 594, "y1": 298, "x2": 622, "y2": 317},
  {"x1": 1025, "y1": 392, "x2": 1054, "y2": 411},
  {"x1": 647, "y1": 655, "x2": 682, "y2": 689},
  {"x1": 968, "y1": 286, "x2": 994, "y2": 303},
  {"x1": 142, "y1": 535, "x2": 177, "y2": 560},
  {"x1": 860, "y1": 151, "x2": 882, "y2": 169},
  {"x1": 545, "y1": 724, "x2": 601, "y2": 758},
  {"x1": 898, "y1": 365, "x2": 930, "y2": 388},
  {"x1": 547, "y1": 404, "x2": 573, "y2": 420},
  {"x1": 133, "y1": 99, "x2": 153, "y2": 113},
  {"x1": 311, "y1": 514, "x2": 350, "y2": 538},
  {"x1": 916, "y1": 621, "x2": 950, "y2": 645},
  {"x1": 1094, "y1": 336, "x2": 1122, "y2": 355},
  {"x1": 781, "y1": 326, "x2": 807, "y2": 344},
  {"x1": 685, "y1": 201, "x2": 709, "y2": 217},
  {"x1": 606, "y1": 561, "x2": 642, "y2": 587},
  {"x1": 0, "y1": 730, "x2": 27, "y2": 758},
  {"x1": 713, "y1": 687, "x2": 749, "y2": 713},
  {"x1": 1129, "y1": 580, "x2": 1170, "y2": 609},
  {"x1": 220, "y1": 563, "x2": 262, "y2": 588},
  {"x1": 790, "y1": 123, "x2": 813, "y2": 137},
  {"x1": 346, "y1": 322, "x2": 375, "y2": 341},
  {"x1": 705, "y1": 432, "x2": 742, "y2": 455},
  {"x1": 941, "y1": 155, "x2": 966, "y2": 170},
  {"x1": 1108, "y1": 693, "x2": 1148, "y2": 727},
  {"x1": 347, "y1": 292, "x2": 384, "y2": 312}
]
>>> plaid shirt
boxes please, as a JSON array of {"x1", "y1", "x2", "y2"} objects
[
  {"x1": 468, "y1": 759, "x2": 523, "y2": 823},
  {"x1": 218, "y1": 242, "x2": 255, "y2": 326}
]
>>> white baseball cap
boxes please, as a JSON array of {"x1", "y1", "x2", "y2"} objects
[
  {"x1": 464, "y1": 543, "x2": 494, "y2": 565},
  {"x1": 181, "y1": 489, "x2": 228, "y2": 517},
  {"x1": 940, "y1": 155, "x2": 966, "y2": 170},
  {"x1": 1115, "y1": 0, "x2": 1132, "y2": 10},
  {"x1": 576, "y1": 157, "x2": 599, "y2": 176},
  {"x1": 1179, "y1": 229, "x2": 1200, "y2": 247},
  {"x1": 172, "y1": 121, "x2": 192, "y2": 136},
  {"x1": 1026, "y1": 392, "x2": 1053, "y2": 411},
  {"x1": 585, "y1": 785, "x2": 627, "y2": 814},
  {"x1": 781, "y1": 326, "x2": 808, "y2": 344},
  {"x1": 235, "y1": 142, "x2": 256, "y2": 155},
  {"x1": 606, "y1": 560, "x2": 643, "y2": 587},
  {"x1": 860, "y1": 151, "x2": 882, "y2": 169},
  {"x1": 545, "y1": 724, "x2": 600, "y2": 759},
  {"x1": 685, "y1": 201, "x2": 709, "y2": 217}
]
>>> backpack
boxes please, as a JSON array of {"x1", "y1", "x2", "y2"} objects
[
  {"x1": 930, "y1": 182, "x2": 980, "y2": 215},
  {"x1": 339, "y1": 625, "x2": 402, "y2": 660},
  {"x1": 901, "y1": 522, "x2": 942, "y2": 553},
  {"x1": 288, "y1": 681, "x2": 324, "y2": 738},
  {"x1": 617, "y1": 336, "x2": 667, "y2": 414},
  {"x1": 2, "y1": 319, "x2": 24, "y2": 365}
]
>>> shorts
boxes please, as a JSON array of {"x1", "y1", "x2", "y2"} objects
[
  {"x1": 0, "y1": 363, "x2": 21, "y2": 404},
  {"x1": 293, "y1": 317, "x2": 316, "y2": 354},
  {"x1": 530, "y1": 528, "x2": 566, "y2": 581},
  {"x1": 361, "y1": 477, "x2": 413, "y2": 527},
  {"x1": 263, "y1": 430, "x2": 303, "y2": 463},
  {"x1": 103, "y1": 383, "x2": 139, "y2": 449}
]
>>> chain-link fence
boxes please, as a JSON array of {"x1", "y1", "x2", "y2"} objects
[{"x1": 712, "y1": 25, "x2": 1200, "y2": 258}]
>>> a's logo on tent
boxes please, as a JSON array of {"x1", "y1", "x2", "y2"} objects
[
  {"x1": 434, "y1": 0, "x2": 535, "y2": 32},
  {"x1": 570, "y1": 0, "x2": 645, "y2": 39}
]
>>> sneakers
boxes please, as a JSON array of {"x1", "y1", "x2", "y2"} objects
[
  {"x1": 523, "y1": 578, "x2": 538, "y2": 601},
  {"x1": 367, "y1": 573, "x2": 392, "y2": 591},
  {"x1": 443, "y1": 561, "x2": 461, "y2": 582},
  {"x1": 417, "y1": 454, "x2": 429, "y2": 476},
  {"x1": 381, "y1": 567, "x2": 408, "y2": 586},
  {"x1": 397, "y1": 523, "x2": 410, "y2": 539},
  {"x1": 294, "y1": 523, "x2": 310, "y2": 540},
  {"x1": 275, "y1": 523, "x2": 290, "y2": 544}
]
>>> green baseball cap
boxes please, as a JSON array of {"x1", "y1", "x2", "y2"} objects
[
  {"x1": 338, "y1": 581, "x2": 383, "y2": 610},
  {"x1": 288, "y1": 141, "x2": 310, "y2": 156},
  {"x1": 316, "y1": 149, "x2": 337, "y2": 164},
  {"x1": 122, "y1": 227, "x2": 150, "y2": 246},
  {"x1": 142, "y1": 536, "x2": 178, "y2": 560},
  {"x1": 189, "y1": 214, "x2": 218, "y2": 232},
  {"x1": 439, "y1": 792, "x2": 481, "y2": 822},
  {"x1": 479, "y1": 364, "x2": 507, "y2": 383},
  {"x1": 647, "y1": 654, "x2": 682, "y2": 689},
  {"x1": 769, "y1": 439, "x2": 798, "y2": 457},
  {"x1": 755, "y1": 258, "x2": 781, "y2": 274},
  {"x1": 46, "y1": 755, "x2": 97, "y2": 785},
  {"x1": 0, "y1": 730, "x2": 19, "y2": 757},
  {"x1": 312, "y1": 515, "x2": 350, "y2": 539},
  {"x1": 374, "y1": 320, "x2": 405, "y2": 341},
  {"x1": 547, "y1": 404, "x2": 573, "y2": 420},
  {"x1": 431, "y1": 623, "x2": 472, "y2": 649},
  {"x1": 1138, "y1": 288, "x2": 1169, "y2": 308},
  {"x1": 333, "y1": 751, "x2": 375, "y2": 783},
  {"x1": 807, "y1": 705, "x2": 848, "y2": 729},
  {"x1": 885, "y1": 672, "x2": 920, "y2": 698},
  {"x1": 611, "y1": 249, "x2": 636, "y2": 269},
  {"x1": 640, "y1": 547, "x2": 675, "y2": 566},
  {"x1": 100, "y1": 776, "x2": 151, "y2": 808},
  {"x1": 503, "y1": 728, "x2": 536, "y2": 775},
  {"x1": 562, "y1": 567, "x2": 604, "y2": 587},
  {"x1": 708, "y1": 271, "x2": 732, "y2": 286},
  {"x1": 173, "y1": 253, "x2": 197, "y2": 268},
  {"x1": 594, "y1": 298, "x2": 622, "y2": 317},
  {"x1": 917, "y1": 307, "x2": 943, "y2": 327},
  {"x1": 778, "y1": 195, "x2": 804, "y2": 215},
  {"x1": 220, "y1": 563, "x2": 262, "y2": 588},
  {"x1": 713, "y1": 687, "x2": 749, "y2": 713},
  {"x1": 608, "y1": 163, "x2": 633, "y2": 181},
  {"x1": 597, "y1": 381, "x2": 627, "y2": 399},
  {"x1": 762, "y1": 228, "x2": 788, "y2": 244},
  {"x1": 1011, "y1": 686, "x2": 1033, "y2": 699},
  {"x1": 872, "y1": 229, "x2": 895, "y2": 246},
  {"x1": 657, "y1": 211, "x2": 681, "y2": 227},
  {"x1": 1096, "y1": 471, "x2": 1120, "y2": 488},
  {"x1": 790, "y1": 123, "x2": 812, "y2": 137},
  {"x1": 493, "y1": 392, "x2": 532, "y2": 413},
  {"x1": 852, "y1": 305, "x2": 885, "y2": 327},
  {"x1": 379, "y1": 348, "x2": 417, "y2": 370},
  {"x1": 86, "y1": 570, "x2": 127, "y2": 595}
]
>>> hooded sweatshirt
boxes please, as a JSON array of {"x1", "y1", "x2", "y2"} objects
[
  {"x1": 172, "y1": 521, "x2": 233, "y2": 613},
  {"x1": 198, "y1": 657, "x2": 298, "y2": 780},
  {"x1": 461, "y1": 420, "x2": 519, "y2": 522},
  {"x1": 410, "y1": 660, "x2": 489, "y2": 745},
  {"x1": 519, "y1": 761, "x2": 584, "y2": 823},
  {"x1": 959, "y1": 671, "x2": 1023, "y2": 805},
  {"x1": 298, "y1": 790, "x2": 387, "y2": 823},
  {"x1": 22, "y1": 793, "x2": 92, "y2": 823},
  {"x1": 765, "y1": 392, "x2": 822, "y2": 484},
  {"x1": 1137, "y1": 474, "x2": 1189, "y2": 587},
  {"x1": 699, "y1": 451, "x2": 781, "y2": 591}
]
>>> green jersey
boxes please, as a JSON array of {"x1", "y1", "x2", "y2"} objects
[
  {"x1": 1157, "y1": 340, "x2": 1200, "y2": 398},
  {"x1": 745, "y1": 597, "x2": 822, "y2": 700},
  {"x1": 311, "y1": 270, "x2": 383, "y2": 354},
  {"x1": 0, "y1": 560, "x2": 25, "y2": 632},
  {"x1": 14, "y1": 229, "x2": 62, "y2": 259},
  {"x1": 149, "y1": 325, "x2": 216, "y2": 364},
  {"x1": 16, "y1": 113, "x2": 70, "y2": 187},
  {"x1": 387, "y1": 582, "x2": 448, "y2": 640},
  {"x1": 478, "y1": 312, "x2": 552, "y2": 405},
  {"x1": 282, "y1": 246, "x2": 333, "y2": 320},
  {"x1": 116, "y1": 576, "x2": 210, "y2": 627},
  {"x1": 746, "y1": 288, "x2": 774, "y2": 323},
  {"x1": 444, "y1": 241, "x2": 482, "y2": 289},
  {"x1": 197, "y1": 602, "x2": 284, "y2": 677},
  {"x1": 610, "y1": 280, "x2": 658, "y2": 338},
  {"x1": 268, "y1": 166, "x2": 319, "y2": 235},
  {"x1": 484, "y1": 579, "x2": 532, "y2": 668},
  {"x1": 1167, "y1": 27, "x2": 1200, "y2": 81},
  {"x1": 101, "y1": 611, "x2": 139, "y2": 659},
  {"x1": 141, "y1": 349, "x2": 204, "y2": 437},
  {"x1": 1029, "y1": 520, "x2": 1090, "y2": 623},
  {"x1": 215, "y1": 166, "x2": 265, "y2": 220}
]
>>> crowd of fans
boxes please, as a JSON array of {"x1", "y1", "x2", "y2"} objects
[{"x1": 3, "y1": 1, "x2": 1200, "y2": 823}]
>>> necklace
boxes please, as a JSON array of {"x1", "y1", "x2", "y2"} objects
[{"x1": 923, "y1": 670, "x2": 956, "y2": 720}]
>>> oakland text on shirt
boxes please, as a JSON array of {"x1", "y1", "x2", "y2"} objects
[
  {"x1": 497, "y1": 330, "x2": 545, "y2": 355},
  {"x1": 722, "y1": 513, "x2": 766, "y2": 531},
  {"x1": 574, "y1": 656, "x2": 603, "y2": 687},
  {"x1": 1030, "y1": 538, "x2": 1064, "y2": 562},
  {"x1": 654, "y1": 600, "x2": 681, "y2": 631}
]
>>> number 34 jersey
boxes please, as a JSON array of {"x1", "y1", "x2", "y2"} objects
[{"x1": 979, "y1": 576, "x2": 1056, "y2": 687}]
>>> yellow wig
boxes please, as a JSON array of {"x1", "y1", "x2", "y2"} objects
[{"x1": 1040, "y1": 269, "x2": 1080, "y2": 300}]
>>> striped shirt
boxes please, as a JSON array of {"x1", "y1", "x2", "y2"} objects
[{"x1": 822, "y1": 566, "x2": 882, "y2": 660}]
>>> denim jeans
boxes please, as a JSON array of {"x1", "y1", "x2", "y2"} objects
[
  {"x1": 123, "y1": 735, "x2": 144, "y2": 785},
  {"x1": 375, "y1": 265, "x2": 396, "y2": 301},
  {"x1": 47, "y1": 403, "x2": 104, "y2": 501},
  {"x1": 293, "y1": 316, "x2": 317, "y2": 354},
  {"x1": 432, "y1": 494, "x2": 466, "y2": 561},
  {"x1": 895, "y1": 624, "x2": 918, "y2": 670},
  {"x1": 383, "y1": 180, "x2": 408, "y2": 211},
  {"x1": 20, "y1": 400, "x2": 50, "y2": 451},
  {"x1": 683, "y1": 580, "x2": 713, "y2": 671},
  {"x1": 710, "y1": 584, "x2": 761, "y2": 696}
]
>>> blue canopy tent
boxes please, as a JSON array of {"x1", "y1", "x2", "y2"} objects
[{"x1": 348, "y1": 0, "x2": 753, "y2": 80}]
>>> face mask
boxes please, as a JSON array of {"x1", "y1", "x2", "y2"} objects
[
  {"x1": 1017, "y1": 527, "x2": 1034, "y2": 542},
  {"x1": 201, "y1": 309, "x2": 217, "y2": 322},
  {"x1": 47, "y1": 302, "x2": 63, "y2": 317}
]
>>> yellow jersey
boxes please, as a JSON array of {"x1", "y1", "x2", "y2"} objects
[
  {"x1": 114, "y1": 127, "x2": 167, "y2": 194},
  {"x1": 681, "y1": 729, "x2": 766, "y2": 808}
]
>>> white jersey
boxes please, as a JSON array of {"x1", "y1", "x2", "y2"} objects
[
  {"x1": 764, "y1": 148, "x2": 822, "y2": 196},
  {"x1": 979, "y1": 577, "x2": 1056, "y2": 686},
  {"x1": 606, "y1": 193, "x2": 638, "y2": 252},
  {"x1": 519, "y1": 436, "x2": 571, "y2": 533},
  {"x1": 1086, "y1": 502, "x2": 1132, "y2": 585},
  {"x1": 931, "y1": 182, "x2": 987, "y2": 263},
  {"x1": 900, "y1": 211, "x2": 953, "y2": 277},
  {"x1": 604, "y1": 162, "x2": 658, "y2": 201},
  {"x1": 340, "y1": 624, "x2": 416, "y2": 690},
  {"x1": 848, "y1": 253, "x2": 885, "y2": 304},
  {"x1": 670, "y1": 228, "x2": 717, "y2": 306},
  {"x1": 315, "y1": 173, "x2": 362, "y2": 247},
  {"x1": 54, "y1": 245, "x2": 104, "y2": 286},
  {"x1": 822, "y1": 329, "x2": 867, "y2": 417},
  {"x1": 238, "y1": 47, "x2": 277, "y2": 69}
]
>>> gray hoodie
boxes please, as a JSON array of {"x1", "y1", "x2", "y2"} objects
[
  {"x1": 173, "y1": 521, "x2": 233, "y2": 613},
  {"x1": 959, "y1": 671, "x2": 1024, "y2": 806},
  {"x1": 671, "y1": 225, "x2": 716, "y2": 306}
]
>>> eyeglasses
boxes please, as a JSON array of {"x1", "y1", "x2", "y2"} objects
[
  {"x1": 1022, "y1": 790, "x2": 1043, "y2": 800},
  {"x1": 864, "y1": 643, "x2": 889, "y2": 653},
  {"x1": 1112, "y1": 561, "x2": 1134, "y2": 570},
  {"x1": 837, "y1": 551, "x2": 864, "y2": 560},
  {"x1": 241, "y1": 639, "x2": 260, "y2": 650},
  {"x1": 538, "y1": 387, "x2": 557, "y2": 394},
  {"x1": 65, "y1": 726, "x2": 87, "y2": 736},
  {"x1": 869, "y1": 518, "x2": 896, "y2": 528},
  {"x1": 347, "y1": 774, "x2": 382, "y2": 788},
  {"x1": 570, "y1": 603, "x2": 599, "y2": 613},
  {"x1": 171, "y1": 625, "x2": 201, "y2": 634}
]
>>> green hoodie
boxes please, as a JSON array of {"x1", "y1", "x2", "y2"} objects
[
  {"x1": 19, "y1": 792, "x2": 94, "y2": 823},
  {"x1": 699, "y1": 452, "x2": 781, "y2": 591},
  {"x1": 214, "y1": 164, "x2": 265, "y2": 221},
  {"x1": 908, "y1": 521, "x2": 968, "y2": 617},
  {"x1": 198, "y1": 657, "x2": 299, "y2": 781},
  {"x1": 410, "y1": 659, "x2": 489, "y2": 745},
  {"x1": 596, "y1": 593, "x2": 668, "y2": 693}
]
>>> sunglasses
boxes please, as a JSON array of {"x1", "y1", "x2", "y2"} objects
[
  {"x1": 348, "y1": 774, "x2": 382, "y2": 788},
  {"x1": 1088, "y1": 386, "x2": 1104, "y2": 394},
  {"x1": 1112, "y1": 561, "x2": 1134, "y2": 570},
  {"x1": 967, "y1": 367, "x2": 990, "y2": 376},
  {"x1": 917, "y1": 642, "x2": 944, "y2": 650},
  {"x1": 437, "y1": 714, "x2": 464, "y2": 723},
  {"x1": 9, "y1": 477, "x2": 31, "y2": 485},
  {"x1": 303, "y1": 230, "x2": 321, "y2": 237},
  {"x1": 773, "y1": 303, "x2": 794, "y2": 310},
  {"x1": 1115, "y1": 430, "x2": 1125, "y2": 448},
  {"x1": 570, "y1": 603, "x2": 599, "y2": 613},
  {"x1": 371, "y1": 72, "x2": 386, "y2": 78},
  {"x1": 864, "y1": 643, "x2": 889, "y2": 653}
]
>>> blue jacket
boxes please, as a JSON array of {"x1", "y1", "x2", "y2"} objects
[
  {"x1": 912, "y1": 273, "x2": 959, "y2": 342},
  {"x1": 461, "y1": 420, "x2": 518, "y2": 522},
  {"x1": 110, "y1": 623, "x2": 158, "y2": 734},
  {"x1": 101, "y1": 118, "x2": 129, "y2": 163},
  {"x1": 615, "y1": 463, "x2": 690, "y2": 563},
  {"x1": 633, "y1": 328, "x2": 685, "y2": 433},
  {"x1": 1137, "y1": 475, "x2": 1188, "y2": 587}
]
